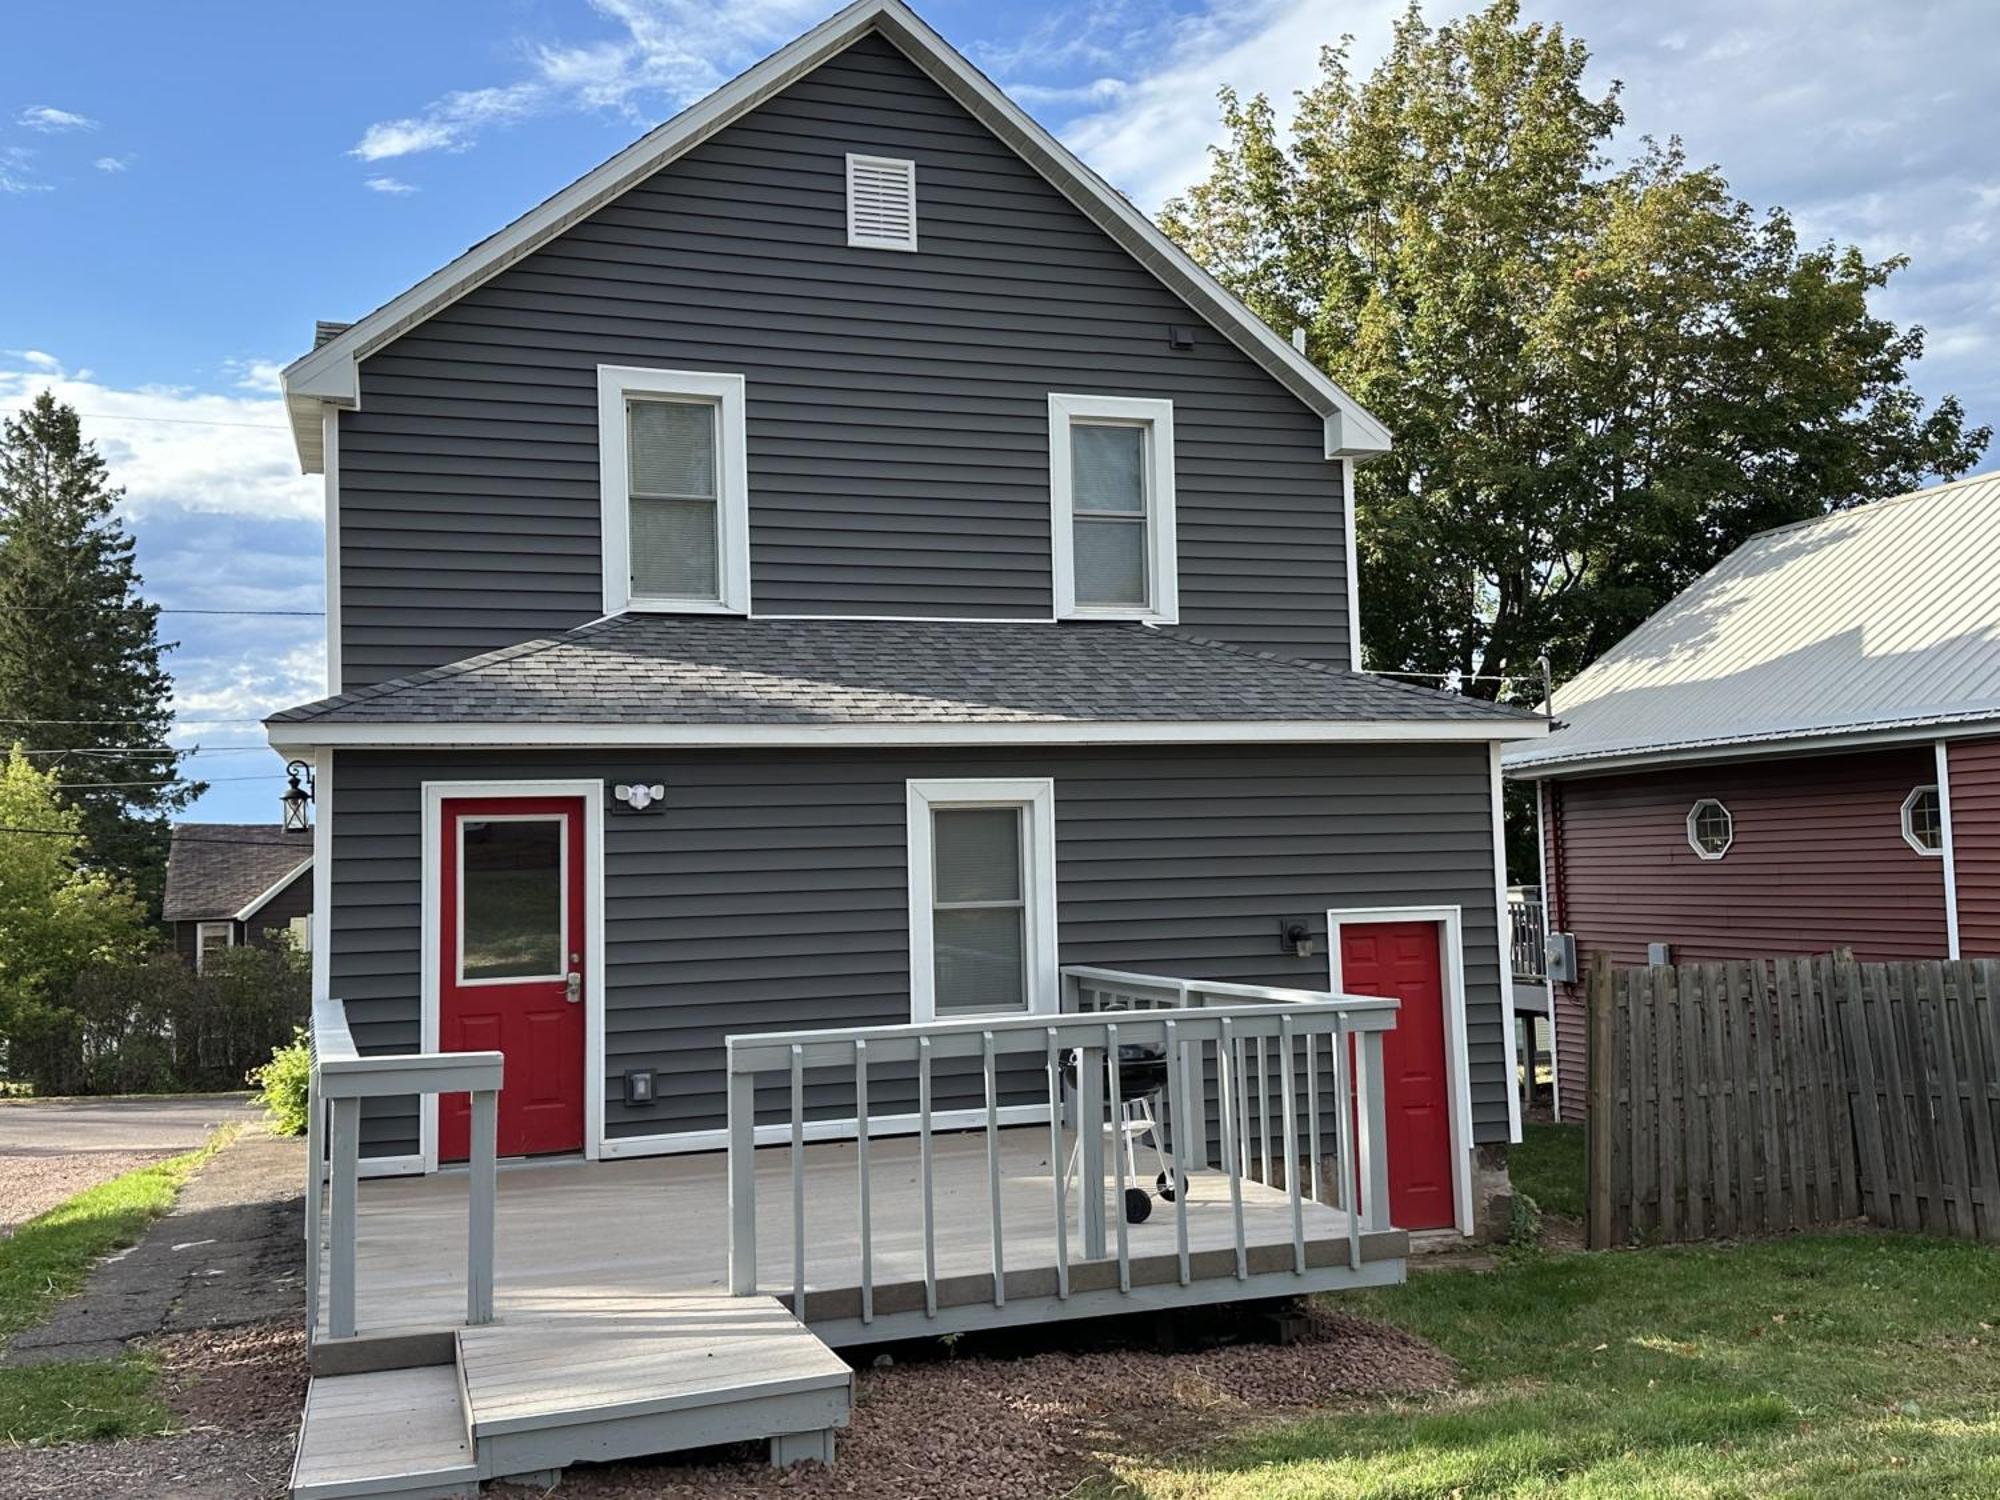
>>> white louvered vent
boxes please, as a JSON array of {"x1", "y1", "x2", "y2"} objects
[{"x1": 846, "y1": 153, "x2": 918, "y2": 251}]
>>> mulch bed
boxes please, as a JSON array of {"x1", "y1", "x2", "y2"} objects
[
  {"x1": 0, "y1": 1304, "x2": 1453, "y2": 1499},
  {"x1": 500, "y1": 1304, "x2": 1457, "y2": 1500},
  {"x1": 0, "y1": 1323, "x2": 305, "y2": 1500}
]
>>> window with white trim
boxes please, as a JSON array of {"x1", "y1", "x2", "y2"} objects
[
  {"x1": 195, "y1": 920, "x2": 234, "y2": 974},
  {"x1": 1903, "y1": 785, "x2": 1943, "y2": 855},
  {"x1": 596, "y1": 366, "x2": 749, "y2": 615},
  {"x1": 1686, "y1": 798, "x2": 1733, "y2": 860},
  {"x1": 1049, "y1": 393, "x2": 1177, "y2": 622},
  {"x1": 846, "y1": 154, "x2": 917, "y2": 250},
  {"x1": 907, "y1": 779, "x2": 1058, "y2": 1021}
]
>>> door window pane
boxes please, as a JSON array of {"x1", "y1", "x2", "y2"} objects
[
  {"x1": 933, "y1": 808, "x2": 1021, "y2": 903},
  {"x1": 933, "y1": 906, "x2": 1026, "y2": 1015},
  {"x1": 460, "y1": 818, "x2": 563, "y2": 980}
]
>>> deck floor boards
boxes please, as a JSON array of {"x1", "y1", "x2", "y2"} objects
[
  {"x1": 290, "y1": 1365, "x2": 477, "y2": 1497},
  {"x1": 327, "y1": 1128, "x2": 1390, "y2": 1337}
]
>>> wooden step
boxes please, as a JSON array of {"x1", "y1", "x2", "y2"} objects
[
  {"x1": 457, "y1": 1294, "x2": 852, "y2": 1477},
  {"x1": 290, "y1": 1364, "x2": 478, "y2": 1500}
]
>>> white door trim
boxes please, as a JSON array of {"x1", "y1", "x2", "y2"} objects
[
  {"x1": 420, "y1": 779, "x2": 607, "y2": 1173},
  {"x1": 1325, "y1": 904, "x2": 1476, "y2": 1236}
]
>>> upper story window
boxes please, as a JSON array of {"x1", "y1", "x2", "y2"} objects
[
  {"x1": 906, "y1": 778, "x2": 1058, "y2": 1022},
  {"x1": 1903, "y1": 785, "x2": 1943, "y2": 855},
  {"x1": 1048, "y1": 393, "x2": 1177, "y2": 623},
  {"x1": 846, "y1": 154, "x2": 918, "y2": 251},
  {"x1": 1686, "y1": 798, "x2": 1733, "y2": 860},
  {"x1": 596, "y1": 365, "x2": 749, "y2": 616}
]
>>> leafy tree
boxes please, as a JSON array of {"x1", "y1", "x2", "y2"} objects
[
  {"x1": 0, "y1": 745, "x2": 148, "y2": 1074},
  {"x1": 1162, "y1": 0, "x2": 1988, "y2": 703},
  {"x1": 0, "y1": 392, "x2": 203, "y2": 909}
]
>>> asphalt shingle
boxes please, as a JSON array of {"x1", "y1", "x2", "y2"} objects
[
  {"x1": 162, "y1": 824, "x2": 313, "y2": 921},
  {"x1": 268, "y1": 616, "x2": 1541, "y2": 730}
]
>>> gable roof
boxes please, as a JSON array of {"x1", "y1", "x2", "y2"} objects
[
  {"x1": 264, "y1": 615, "x2": 1542, "y2": 747},
  {"x1": 280, "y1": 0, "x2": 1390, "y2": 474},
  {"x1": 1505, "y1": 472, "x2": 2000, "y2": 776},
  {"x1": 162, "y1": 823, "x2": 314, "y2": 922}
]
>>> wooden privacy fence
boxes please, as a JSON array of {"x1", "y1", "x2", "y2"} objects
[{"x1": 1586, "y1": 955, "x2": 2000, "y2": 1248}]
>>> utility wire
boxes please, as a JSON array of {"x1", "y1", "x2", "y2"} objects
[
  {"x1": 0, "y1": 824, "x2": 306, "y2": 846},
  {"x1": 14, "y1": 745, "x2": 275, "y2": 758},
  {"x1": 0, "y1": 717, "x2": 270, "y2": 726},
  {"x1": 53, "y1": 774, "x2": 267, "y2": 790},
  {"x1": 72, "y1": 412, "x2": 290, "y2": 432},
  {"x1": 0, "y1": 605, "x2": 325, "y2": 616}
]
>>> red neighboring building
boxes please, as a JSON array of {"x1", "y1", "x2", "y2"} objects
[{"x1": 1505, "y1": 474, "x2": 2000, "y2": 1120}]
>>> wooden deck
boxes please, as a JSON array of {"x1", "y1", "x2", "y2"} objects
[{"x1": 323, "y1": 1126, "x2": 1405, "y2": 1349}]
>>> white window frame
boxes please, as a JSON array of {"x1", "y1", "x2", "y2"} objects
[
  {"x1": 194, "y1": 920, "x2": 234, "y2": 975},
  {"x1": 906, "y1": 778, "x2": 1058, "y2": 1023},
  {"x1": 1902, "y1": 784, "x2": 1944, "y2": 856},
  {"x1": 1048, "y1": 393, "x2": 1178, "y2": 624},
  {"x1": 1686, "y1": 798, "x2": 1733, "y2": 860},
  {"x1": 845, "y1": 153, "x2": 918, "y2": 251},
  {"x1": 597, "y1": 365, "x2": 749, "y2": 617},
  {"x1": 454, "y1": 812, "x2": 570, "y2": 986}
]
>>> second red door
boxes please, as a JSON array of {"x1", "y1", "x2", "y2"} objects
[{"x1": 1338, "y1": 920, "x2": 1455, "y2": 1231}]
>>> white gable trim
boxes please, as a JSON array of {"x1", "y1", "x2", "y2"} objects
[
  {"x1": 280, "y1": 0, "x2": 1390, "y2": 473},
  {"x1": 233, "y1": 857, "x2": 315, "y2": 922}
]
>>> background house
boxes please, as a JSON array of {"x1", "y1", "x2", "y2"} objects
[
  {"x1": 162, "y1": 822, "x2": 313, "y2": 972},
  {"x1": 1505, "y1": 472, "x2": 2000, "y2": 1120}
]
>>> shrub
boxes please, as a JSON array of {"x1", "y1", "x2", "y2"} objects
[{"x1": 251, "y1": 1028, "x2": 312, "y2": 1136}]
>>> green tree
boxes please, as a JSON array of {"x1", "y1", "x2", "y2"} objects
[
  {"x1": 0, "y1": 392, "x2": 203, "y2": 910},
  {"x1": 1163, "y1": 0, "x2": 1988, "y2": 703},
  {"x1": 0, "y1": 745, "x2": 148, "y2": 1072}
]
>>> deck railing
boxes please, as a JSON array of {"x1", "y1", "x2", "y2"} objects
[
  {"x1": 305, "y1": 994, "x2": 503, "y2": 1342},
  {"x1": 723, "y1": 967, "x2": 1400, "y2": 1325},
  {"x1": 1508, "y1": 890, "x2": 1548, "y2": 981}
]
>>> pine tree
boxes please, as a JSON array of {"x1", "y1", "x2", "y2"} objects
[{"x1": 0, "y1": 391, "x2": 203, "y2": 913}]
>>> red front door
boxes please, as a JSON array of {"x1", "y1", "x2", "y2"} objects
[
  {"x1": 439, "y1": 796, "x2": 586, "y2": 1162},
  {"x1": 1339, "y1": 920, "x2": 1455, "y2": 1230}
]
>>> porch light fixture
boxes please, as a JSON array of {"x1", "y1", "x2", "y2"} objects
[
  {"x1": 615, "y1": 782, "x2": 666, "y2": 811},
  {"x1": 280, "y1": 760, "x2": 315, "y2": 832}
]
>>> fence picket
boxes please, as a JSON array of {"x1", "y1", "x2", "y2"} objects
[
  {"x1": 1681, "y1": 964, "x2": 1709, "y2": 1238},
  {"x1": 1704, "y1": 963, "x2": 1735, "y2": 1238},
  {"x1": 1955, "y1": 962, "x2": 2000, "y2": 1241},
  {"x1": 1654, "y1": 965, "x2": 1681, "y2": 1240}
]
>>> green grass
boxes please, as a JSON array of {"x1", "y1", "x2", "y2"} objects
[
  {"x1": 1509, "y1": 1122, "x2": 1585, "y2": 1220},
  {"x1": 0, "y1": 1133, "x2": 231, "y2": 1444},
  {"x1": 1091, "y1": 1234, "x2": 2000, "y2": 1498}
]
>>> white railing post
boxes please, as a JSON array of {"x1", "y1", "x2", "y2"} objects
[
  {"x1": 1076, "y1": 1037, "x2": 1106, "y2": 1261},
  {"x1": 726, "y1": 1059, "x2": 758, "y2": 1296},
  {"x1": 304, "y1": 1066, "x2": 324, "y2": 1343},
  {"x1": 327, "y1": 1094, "x2": 360, "y2": 1340},
  {"x1": 467, "y1": 1088, "x2": 497, "y2": 1325},
  {"x1": 1356, "y1": 1028, "x2": 1392, "y2": 1232}
]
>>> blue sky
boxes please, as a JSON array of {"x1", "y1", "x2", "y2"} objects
[{"x1": 4, "y1": 0, "x2": 1997, "y2": 824}]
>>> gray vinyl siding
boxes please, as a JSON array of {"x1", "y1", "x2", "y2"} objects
[
  {"x1": 336, "y1": 32, "x2": 1349, "y2": 690},
  {"x1": 327, "y1": 743, "x2": 1507, "y2": 1159}
]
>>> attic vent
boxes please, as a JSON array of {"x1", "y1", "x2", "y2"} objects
[{"x1": 846, "y1": 154, "x2": 917, "y2": 251}]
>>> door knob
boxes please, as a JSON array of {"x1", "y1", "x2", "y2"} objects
[{"x1": 565, "y1": 970, "x2": 582, "y2": 1004}]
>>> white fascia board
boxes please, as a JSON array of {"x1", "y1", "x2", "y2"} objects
[
  {"x1": 267, "y1": 717, "x2": 1545, "y2": 754},
  {"x1": 280, "y1": 0, "x2": 1392, "y2": 474},
  {"x1": 1503, "y1": 708, "x2": 2000, "y2": 780},
  {"x1": 233, "y1": 857, "x2": 315, "y2": 922}
]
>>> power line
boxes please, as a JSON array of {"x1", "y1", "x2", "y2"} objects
[
  {"x1": 0, "y1": 824, "x2": 307, "y2": 847},
  {"x1": 53, "y1": 774, "x2": 267, "y2": 790},
  {"x1": 14, "y1": 745, "x2": 275, "y2": 758},
  {"x1": 73, "y1": 411, "x2": 290, "y2": 432},
  {"x1": 0, "y1": 605, "x2": 324, "y2": 617},
  {"x1": 0, "y1": 717, "x2": 269, "y2": 726}
]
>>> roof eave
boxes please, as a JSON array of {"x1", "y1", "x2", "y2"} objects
[
  {"x1": 1503, "y1": 708, "x2": 2000, "y2": 779},
  {"x1": 280, "y1": 0, "x2": 1391, "y2": 475}
]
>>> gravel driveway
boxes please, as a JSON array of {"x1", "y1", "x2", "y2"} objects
[{"x1": 0, "y1": 1095, "x2": 257, "y2": 1237}]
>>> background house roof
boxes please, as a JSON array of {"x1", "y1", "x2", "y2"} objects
[
  {"x1": 266, "y1": 615, "x2": 1541, "y2": 737},
  {"x1": 1506, "y1": 472, "x2": 2000, "y2": 775},
  {"x1": 162, "y1": 824, "x2": 314, "y2": 922}
]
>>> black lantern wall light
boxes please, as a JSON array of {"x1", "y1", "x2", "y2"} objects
[{"x1": 281, "y1": 760, "x2": 315, "y2": 832}]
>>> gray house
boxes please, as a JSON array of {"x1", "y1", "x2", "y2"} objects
[{"x1": 269, "y1": 3, "x2": 1545, "y2": 1492}]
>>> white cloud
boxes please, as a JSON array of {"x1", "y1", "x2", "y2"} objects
[
  {"x1": 363, "y1": 175, "x2": 419, "y2": 195},
  {"x1": 17, "y1": 104, "x2": 96, "y2": 132},
  {"x1": 0, "y1": 146, "x2": 48, "y2": 194},
  {"x1": 222, "y1": 357, "x2": 285, "y2": 394},
  {"x1": 94, "y1": 155, "x2": 131, "y2": 173},
  {"x1": 348, "y1": 0, "x2": 827, "y2": 160},
  {"x1": 0, "y1": 353, "x2": 319, "y2": 522}
]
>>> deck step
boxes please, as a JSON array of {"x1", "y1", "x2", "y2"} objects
[
  {"x1": 458, "y1": 1294, "x2": 852, "y2": 1477},
  {"x1": 290, "y1": 1364, "x2": 478, "y2": 1500}
]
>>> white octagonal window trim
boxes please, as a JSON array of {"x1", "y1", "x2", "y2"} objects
[
  {"x1": 1686, "y1": 798, "x2": 1733, "y2": 860},
  {"x1": 1902, "y1": 784, "x2": 1944, "y2": 856}
]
